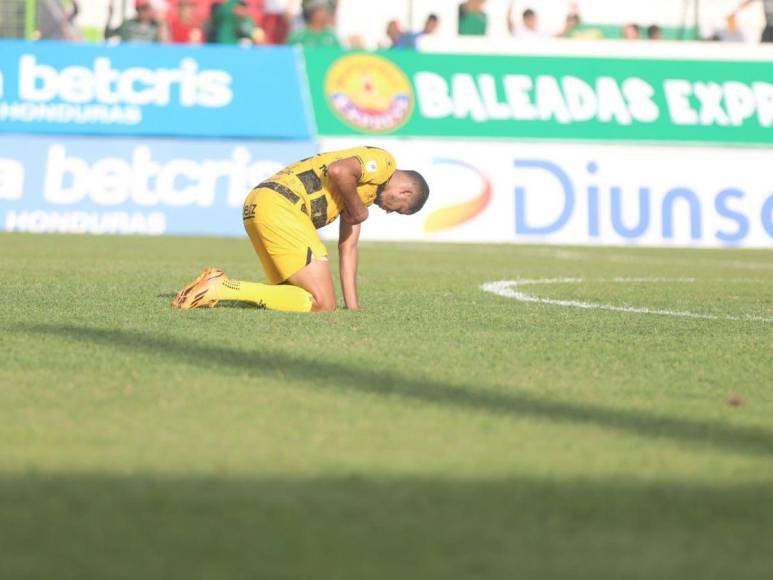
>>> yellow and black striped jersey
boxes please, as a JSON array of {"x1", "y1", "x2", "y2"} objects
[{"x1": 257, "y1": 146, "x2": 396, "y2": 229}]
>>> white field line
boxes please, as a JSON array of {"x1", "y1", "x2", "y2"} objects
[{"x1": 480, "y1": 278, "x2": 773, "y2": 323}]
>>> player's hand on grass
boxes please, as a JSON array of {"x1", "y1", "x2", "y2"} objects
[{"x1": 341, "y1": 206, "x2": 368, "y2": 225}]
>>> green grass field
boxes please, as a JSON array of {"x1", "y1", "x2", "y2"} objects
[{"x1": 2, "y1": 233, "x2": 772, "y2": 580}]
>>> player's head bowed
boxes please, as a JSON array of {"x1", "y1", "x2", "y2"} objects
[{"x1": 375, "y1": 169, "x2": 430, "y2": 215}]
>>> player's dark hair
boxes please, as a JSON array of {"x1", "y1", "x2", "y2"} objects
[
  {"x1": 523, "y1": 9, "x2": 536, "y2": 19},
  {"x1": 405, "y1": 170, "x2": 430, "y2": 214}
]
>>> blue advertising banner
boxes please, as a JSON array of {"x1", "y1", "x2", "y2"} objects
[
  {"x1": 0, "y1": 135, "x2": 318, "y2": 236},
  {"x1": 0, "y1": 40, "x2": 312, "y2": 139}
]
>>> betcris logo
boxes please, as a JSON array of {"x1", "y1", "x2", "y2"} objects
[
  {"x1": 0, "y1": 135, "x2": 317, "y2": 236},
  {"x1": 19, "y1": 55, "x2": 232, "y2": 108},
  {"x1": 0, "y1": 40, "x2": 312, "y2": 139},
  {"x1": 513, "y1": 158, "x2": 773, "y2": 247}
]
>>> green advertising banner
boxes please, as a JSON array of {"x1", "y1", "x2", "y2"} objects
[{"x1": 304, "y1": 48, "x2": 773, "y2": 145}]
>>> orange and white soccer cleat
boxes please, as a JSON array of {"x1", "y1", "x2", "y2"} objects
[{"x1": 172, "y1": 267, "x2": 227, "y2": 310}]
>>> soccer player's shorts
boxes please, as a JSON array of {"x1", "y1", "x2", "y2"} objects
[{"x1": 242, "y1": 184, "x2": 328, "y2": 285}]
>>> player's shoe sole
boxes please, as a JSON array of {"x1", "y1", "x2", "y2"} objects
[{"x1": 172, "y1": 267, "x2": 226, "y2": 310}]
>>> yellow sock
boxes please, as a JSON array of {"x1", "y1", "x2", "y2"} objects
[{"x1": 218, "y1": 279, "x2": 313, "y2": 312}]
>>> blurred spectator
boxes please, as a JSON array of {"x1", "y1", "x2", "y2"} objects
[
  {"x1": 513, "y1": 8, "x2": 546, "y2": 38},
  {"x1": 299, "y1": 0, "x2": 336, "y2": 32},
  {"x1": 711, "y1": 14, "x2": 746, "y2": 42},
  {"x1": 622, "y1": 23, "x2": 641, "y2": 40},
  {"x1": 393, "y1": 13, "x2": 438, "y2": 49},
  {"x1": 39, "y1": 0, "x2": 80, "y2": 40},
  {"x1": 458, "y1": 0, "x2": 487, "y2": 36},
  {"x1": 62, "y1": 0, "x2": 81, "y2": 38},
  {"x1": 423, "y1": 13, "x2": 440, "y2": 35},
  {"x1": 209, "y1": 0, "x2": 265, "y2": 45},
  {"x1": 521, "y1": 9, "x2": 538, "y2": 33},
  {"x1": 262, "y1": 0, "x2": 292, "y2": 44},
  {"x1": 383, "y1": 15, "x2": 438, "y2": 49},
  {"x1": 302, "y1": 0, "x2": 337, "y2": 20},
  {"x1": 647, "y1": 24, "x2": 662, "y2": 40},
  {"x1": 732, "y1": 0, "x2": 773, "y2": 42},
  {"x1": 384, "y1": 19, "x2": 402, "y2": 48},
  {"x1": 105, "y1": 0, "x2": 167, "y2": 43},
  {"x1": 287, "y1": 4, "x2": 340, "y2": 47},
  {"x1": 169, "y1": 0, "x2": 203, "y2": 44},
  {"x1": 558, "y1": 11, "x2": 581, "y2": 38}
]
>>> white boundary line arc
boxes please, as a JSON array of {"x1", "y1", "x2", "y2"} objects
[{"x1": 480, "y1": 278, "x2": 773, "y2": 323}]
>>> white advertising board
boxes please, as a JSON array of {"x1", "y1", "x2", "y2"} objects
[{"x1": 320, "y1": 138, "x2": 773, "y2": 249}]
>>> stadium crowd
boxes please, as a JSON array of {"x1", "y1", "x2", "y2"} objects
[{"x1": 18, "y1": 0, "x2": 773, "y2": 46}]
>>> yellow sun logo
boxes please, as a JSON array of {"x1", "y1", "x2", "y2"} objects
[{"x1": 325, "y1": 53, "x2": 414, "y2": 133}]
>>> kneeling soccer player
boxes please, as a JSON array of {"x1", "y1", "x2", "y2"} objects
[{"x1": 172, "y1": 146, "x2": 430, "y2": 312}]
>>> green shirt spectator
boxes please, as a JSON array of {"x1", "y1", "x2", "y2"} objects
[
  {"x1": 105, "y1": 0, "x2": 165, "y2": 43},
  {"x1": 287, "y1": 27, "x2": 340, "y2": 47},
  {"x1": 287, "y1": 5, "x2": 340, "y2": 47},
  {"x1": 458, "y1": 0, "x2": 487, "y2": 36},
  {"x1": 210, "y1": 0, "x2": 258, "y2": 44}
]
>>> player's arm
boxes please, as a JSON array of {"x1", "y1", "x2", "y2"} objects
[
  {"x1": 338, "y1": 219, "x2": 361, "y2": 310},
  {"x1": 733, "y1": 0, "x2": 755, "y2": 13},
  {"x1": 328, "y1": 157, "x2": 369, "y2": 225}
]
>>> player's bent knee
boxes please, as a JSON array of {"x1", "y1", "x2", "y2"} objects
[
  {"x1": 311, "y1": 301, "x2": 336, "y2": 312},
  {"x1": 311, "y1": 293, "x2": 337, "y2": 312},
  {"x1": 286, "y1": 257, "x2": 336, "y2": 312}
]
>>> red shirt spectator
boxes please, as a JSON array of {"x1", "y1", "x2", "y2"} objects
[
  {"x1": 262, "y1": 0, "x2": 291, "y2": 44},
  {"x1": 169, "y1": 0, "x2": 203, "y2": 43}
]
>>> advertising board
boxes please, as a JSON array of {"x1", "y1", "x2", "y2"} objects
[
  {"x1": 307, "y1": 49, "x2": 773, "y2": 146},
  {"x1": 0, "y1": 135, "x2": 317, "y2": 236},
  {"x1": 0, "y1": 40, "x2": 312, "y2": 139},
  {"x1": 320, "y1": 138, "x2": 773, "y2": 248}
]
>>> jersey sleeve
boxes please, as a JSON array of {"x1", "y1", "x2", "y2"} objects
[{"x1": 354, "y1": 148, "x2": 396, "y2": 186}]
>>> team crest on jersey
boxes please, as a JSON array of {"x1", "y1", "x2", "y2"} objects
[
  {"x1": 325, "y1": 53, "x2": 414, "y2": 133},
  {"x1": 365, "y1": 160, "x2": 378, "y2": 173}
]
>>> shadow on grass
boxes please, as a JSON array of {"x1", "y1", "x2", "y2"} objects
[
  {"x1": 21, "y1": 323, "x2": 773, "y2": 459},
  {"x1": 2, "y1": 473, "x2": 772, "y2": 580}
]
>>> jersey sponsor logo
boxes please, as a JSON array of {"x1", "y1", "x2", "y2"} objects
[
  {"x1": 325, "y1": 54, "x2": 414, "y2": 133},
  {"x1": 424, "y1": 159, "x2": 492, "y2": 233},
  {"x1": 297, "y1": 169, "x2": 322, "y2": 194},
  {"x1": 310, "y1": 196, "x2": 329, "y2": 228},
  {"x1": 243, "y1": 203, "x2": 256, "y2": 220},
  {"x1": 365, "y1": 160, "x2": 378, "y2": 173}
]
